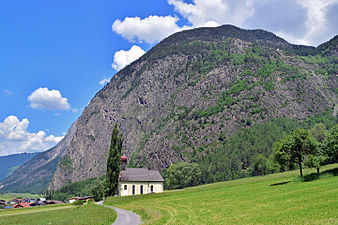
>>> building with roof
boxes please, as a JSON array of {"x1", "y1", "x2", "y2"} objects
[
  {"x1": 118, "y1": 153, "x2": 164, "y2": 196},
  {"x1": 13, "y1": 202, "x2": 30, "y2": 208}
]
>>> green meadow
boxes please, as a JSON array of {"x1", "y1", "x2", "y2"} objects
[
  {"x1": 0, "y1": 193, "x2": 39, "y2": 201},
  {"x1": 0, "y1": 204, "x2": 117, "y2": 225},
  {"x1": 104, "y1": 164, "x2": 338, "y2": 225}
]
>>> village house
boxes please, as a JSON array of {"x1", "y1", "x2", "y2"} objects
[
  {"x1": 118, "y1": 153, "x2": 164, "y2": 197},
  {"x1": 14, "y1": 202, "x2": 30, "y2": 208},
  {"x1": 69, "y1": 196, "x2": 92, "y2": 203}
]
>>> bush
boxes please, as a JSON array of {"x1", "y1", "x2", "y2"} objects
[
  {"x1": 72, "y1": 200, "x2": 86, "y2": 205},
  {"x1": 91, "y1": 180, "x2": 104, "y2": 202},
  {"x1": 165, "y1": 162, "x2": 202, "y2": 190}
]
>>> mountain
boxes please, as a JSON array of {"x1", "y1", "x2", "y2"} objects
[
  {"x1": 0, "y1": 153, "x2": 38, "y2": 181},
  {"x1": 1, "y1": 25, "x2": 337, "y2": 193}
]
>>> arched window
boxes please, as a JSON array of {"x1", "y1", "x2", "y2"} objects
[
  {"x1": 132, "y1": 185, "x2": 135, "y2": 195},
  {"x1": 124, "y1": 185, "x2": 127, "y2": 190},
  {"x1": 150, "y1": 185, "x2": 154, "y2": 192},
  {"x1": 140, "y1": 185, "x2": 143, "y2": 194}
]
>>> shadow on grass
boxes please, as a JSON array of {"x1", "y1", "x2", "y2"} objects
[
  {"x1": 270, "y1": 181, "x2": 292, "y2": 186},
  {"x1": 295, "y1": 168, "x2": 338, "y2": 182}
]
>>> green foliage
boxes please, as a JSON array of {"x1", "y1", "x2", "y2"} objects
[
  {"x1": 59, "y1": 156, "x2": 73, "y2": 170},
  {"x1": 105, "y1": 123, "x2": 123, "y2": 197},
  {"x1": 164, "y1": 161, "x2": 202, "y2": 190},
  {"x1": 192, "y1": 80, "x2": 249, "y2": 118},
  {"x1": 324, "y1": 124, "x2": 338, "y2": 163},
  {"x1": 72, "y1": 199, "x2": 86, "y2": 205},
  {"x1": 46, "y1": 177, "x2": 103, "y2": 202},
  {"x1": 192, "y1": 111, "x2": 336, "y2": 184},
  {"x1": 250, "y1": 154, "x2": 273, "y2": 176},
  {"x1": 273, "y1": 129, "x2": 318, "y2": 177},
  {"x1": 230, "y1": 54, "x2": 245, "y2": 65},
  {"x1": 91, "y1": 180, "x2": 104, "y2": 202},
  {"x1": 264, "y1": 81, "x2": 275, "y2": 91}
]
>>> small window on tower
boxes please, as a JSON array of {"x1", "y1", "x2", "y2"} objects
[
  {"x1": 150, "y1": 185, "x2": 154, "y2": 192},
  {"x1": 124, "y1": 185, "x2": 127, "y2": 190}
]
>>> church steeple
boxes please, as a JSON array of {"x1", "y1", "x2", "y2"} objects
[{"x1": 121, "y1": 152, "x2": 127, "y2": 171}]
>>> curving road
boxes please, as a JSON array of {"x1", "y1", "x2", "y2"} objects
[{"x1": 96, "y1": 201, "x2": 142, "y2": 225}]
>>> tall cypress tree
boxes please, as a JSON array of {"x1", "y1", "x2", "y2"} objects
[{"x1": 105, "y1": 123, "x2": 123, "y2": 197}]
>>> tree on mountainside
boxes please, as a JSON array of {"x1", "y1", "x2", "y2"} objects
[
  {"x1": 165, "y1": 161, "x2": 202, "y2": 190},
  {"x1": 91, "y1": 180, "x2": 104, "y2": 201},
  {"x1": 324, "y1": 124, "x2": 338, "y2": 163},
  {"x1": 105, "y1": 123, "x2": 123, "y2": 197},
  {"x1": 273, "y1": 129, "x2": 318, "y2": 177}
]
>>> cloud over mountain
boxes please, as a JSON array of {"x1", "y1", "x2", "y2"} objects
[
  {"x1": 0, "y1": 115, "x2": 63, "y2": 156},
  {"x1": 112, "y1": 45, "x2": 146, "y2": 71},
  {"x1": 28, "y1": 87, "x2": 71, "y2": 111},
  {"x1": 112, "y1": 0, "x2": 338, "y2": 46}
]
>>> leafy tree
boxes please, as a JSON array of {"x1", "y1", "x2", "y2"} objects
[
  {"x1": 324, "y1": 124, "x2": 338, "y2": 163},
  {"x1": 250, "y1": 154, "x2": 275, "y2": 176},
  {"x1": 105, "y1": 123, "x2": 123, "y2": 197},
  {"x1": 91, "y1": 180, "x2": 104, "y2": 202},
  {"x1": 310, "y1": 123, "x2": 327, "y2": 142},
  {"x1": 165, "y1": 162, "x2": 202, "y2": 190},
  {"x1": 273, "y1": 129, "x2": 318, "y2": 177},
  {"x1": 44, "y1": 189, "x2": 54, "y2": 200}
]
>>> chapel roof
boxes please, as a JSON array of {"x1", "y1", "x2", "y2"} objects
[{"x1": 120, "y1": 168, "x2": 164, "y2": 182}]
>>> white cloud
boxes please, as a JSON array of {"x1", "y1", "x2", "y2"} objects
[
  {"x1": 293, "y1": 0, "x2": 338, "y2": 45},
  {"x1": 168, "y1": 0, "x2": 337, "y2": 46},
  {"x1": 0, "y1": 115, "x2": 64, "y2": 156},
  {"x1": 112, "y1": 0, "x2": 337, "y2": 51},
  {"x1": 112, "y1": 45, "x2": 146, "y2": 71},
  {"x1": 112, "y1": 15, "x2": 191, "y2": 44},
  {"x1": 168, "y1": 0, "x2": 254, "y2": 28},
  {"x1": 99, "y1": 78, "x2": 110, "y2": 86},
  {"x1": 3, "y1": 89, "x2": 12, "y2": 95},
  {"x1": 72, "y1": 108, "x2": 79, "y2": 113},
  {"x1": 28, "y1": 87, "x2": 71, "y2": 111}
]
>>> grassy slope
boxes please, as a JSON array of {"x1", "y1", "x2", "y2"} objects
[
  {"x1": 0, "y1": 193, "x2": 39, "y2": 201},
  {"x1": 0, "y1": 203, "x2": 117, "y2": 225},
  {"x1": 105, "y1": 164, "x2": 338, "y2": 225}
]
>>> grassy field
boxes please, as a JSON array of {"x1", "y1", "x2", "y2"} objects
[
  {"x1": 0, "y1": 193, "x2": 39, "y2": 201},
  {"x1": 0, "y1": 203, "x2": 117, "y2": 225},
  {"x1": 105, "y1": 164, "x2": 338, "y2": 225}
]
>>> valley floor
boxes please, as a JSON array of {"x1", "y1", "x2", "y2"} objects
[
  {"x1": 104, "y1": 164, "x2": 338, "y2": 225},
  {"x1": 0, "y1": 203, "x2": 117, "y2": 225}
]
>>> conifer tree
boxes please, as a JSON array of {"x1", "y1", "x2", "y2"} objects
[{"x1": 105, "y1": 123, "x2": 123, "y2": 197}]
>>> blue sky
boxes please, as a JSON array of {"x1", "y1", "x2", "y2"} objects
[{"x1": 0, "y1": 0, "x2": 337, "y2": 156}]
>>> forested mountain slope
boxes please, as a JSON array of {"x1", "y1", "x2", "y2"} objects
[
  {"x1": 0, "y1": 153, "x2": 38, "y2": 181},
  {"x1": 1, "y1": 25, "x2": 337, "y2": 193}
]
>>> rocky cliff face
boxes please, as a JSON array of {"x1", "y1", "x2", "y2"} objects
[{"x1": 2, "y1": 25, "x2": 337, "y2": 192}]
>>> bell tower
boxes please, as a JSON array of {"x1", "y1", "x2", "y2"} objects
[{"x1": 121, "y1": 152, "x2": 127, "y2": 171}]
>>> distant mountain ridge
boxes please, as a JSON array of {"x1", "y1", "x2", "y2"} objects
[
  {"x1": 1, "y1": 25, "x2": 336, "y2": 193},
  {"x1": 0, "y1": 153, "x2": 38, "y2": 181}
]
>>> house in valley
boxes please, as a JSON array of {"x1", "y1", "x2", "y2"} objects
[
  {"x1": 13, "y1": 202, "x2": 30, "y2": 208},
  {"x1": 118, "y1": 153, "x2": 164, "y2": 197}
]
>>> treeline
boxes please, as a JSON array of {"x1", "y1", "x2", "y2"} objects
[
  {"x1": 163, "y1": 112, "x2": 337, "y2": 190},
  {"x1": 45, "y1": 177, "x2": 104, "y2": 202}
]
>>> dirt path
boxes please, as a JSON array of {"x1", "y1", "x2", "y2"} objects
[{"x1": 96, "y1": 201, "x2": 142, "y2": 225}]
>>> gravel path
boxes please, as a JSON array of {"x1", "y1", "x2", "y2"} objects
[{"x1": 96, "y1": 201, "x2": 142, "y2": 225}]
